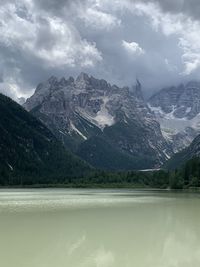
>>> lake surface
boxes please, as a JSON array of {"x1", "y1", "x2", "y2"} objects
[{"x1": 0, "y1": 189, "x2": 200, "y2": 267}]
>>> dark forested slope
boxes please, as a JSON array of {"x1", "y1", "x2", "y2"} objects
[{"x1": 0, "y1": 94, "x2": 90, "y2": 185}]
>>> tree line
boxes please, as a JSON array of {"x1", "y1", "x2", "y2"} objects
[{"x1": 1, "y1": 157, "x2": 200, "y2": 189}]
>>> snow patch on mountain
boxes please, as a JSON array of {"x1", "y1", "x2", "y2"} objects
[
  {"x1": 70, "y1": 121, "x2": 87, "y2": 140},
  {"x1": 186, "y1": 107, "x2": 192, "y2": 113},
  {"x1": 94, "y1": 97, "x2": 115, "y2": 129},
  {"x1": 148, "y1": 82, "x2": 200, "y2": 153},
  {"x1": 24, "y1": 73, "x2": 173, "y2": 168}
]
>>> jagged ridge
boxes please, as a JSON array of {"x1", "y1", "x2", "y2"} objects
[
  {"x1": 148, "y1": 81, "x2": 200, "y2": 153},
  {"x1": 24, "y1": 73, "x2": 173, "y2": 170}
]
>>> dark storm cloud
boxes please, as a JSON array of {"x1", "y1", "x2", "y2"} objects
[
  {"x1": 0, "y1": 0, "x2": 200, "y2": 100},
  {"x1": 77, "y1": 7, "x2": 185, "y2": 90},
  {"x1": 0, "y1": 0, "x2": 103, "y2": 99},
  {"x1": 33, "y1": 0, "x2": 88, "y2": 19},
  {"x1": 145, "y1": 0, "x2": 200, "y2": 20}
]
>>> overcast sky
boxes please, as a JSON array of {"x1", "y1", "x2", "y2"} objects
[{"x1": 1, "y1": 0, "x2": 200, "y2": 100}]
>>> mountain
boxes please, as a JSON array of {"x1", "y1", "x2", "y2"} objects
[
  {"x1": 24, "y1": 73, "x2": 172, "y2": 170},
  {"x1": 17, "y1": 97, "x2": 26, "y2": 105},
  {"x1": 0, "y1": 93, "x2": 90, "y2": 185},
  {"x1": 166, "y1": 133, "x2": 200, "y2": 169},
  {"x1": 148, "y1": 81, "x2": 200, "y2": 153}
]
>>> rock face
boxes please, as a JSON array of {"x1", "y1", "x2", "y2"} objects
[
  {"x1": 148, "y1": 81, "x2": 200, "y2": 153},
  {"x1": 166, "y1": 133, "x2": 200, "y2": 170},
  {"x1": 24, "y1": 73, "x2": 173, "y2": 170},
  {"x1": 17, "y1": 97, "x2": 26, "y2": 105}
]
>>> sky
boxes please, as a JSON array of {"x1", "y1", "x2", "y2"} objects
[{"x1": 1, "y1": 0, "x2": 200, "y2": 100}]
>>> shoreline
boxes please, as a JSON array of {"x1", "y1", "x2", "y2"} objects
[{"x1": 0, "y1": 184, "x2": 200, "y2": 192}]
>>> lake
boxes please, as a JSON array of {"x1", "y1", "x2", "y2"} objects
[{"x1": 0, "y1": 188, "x2": 200, "y2": 267}]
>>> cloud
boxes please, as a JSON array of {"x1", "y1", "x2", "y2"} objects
[
  {"x1": 0, "y1": 2, "x2": 102, "y2": 67},
  {"x1": 33, "y1": 17, "x2": 102, "y2": 67},
  {"x1": 143, "y1": 0, "x2": 200, "y2": 21},
  {"x1": 79, "y1": 7, "x2": 121, "y2": 30},
  {"x1": 122, "y1": 40, "x2": 145, "y2": 56},
  {"x1": 1, "y1": 0, "x2": 200, "y2": 99},
  {"x1": 164, "y1": 58, "x2": 178, "y2": 72},
  {"x1": 0, "y1": 0, "x2": 103, "y2": 97},
  {"x1": 124, "y1": 1, "x2": 200, "y2": 76}
]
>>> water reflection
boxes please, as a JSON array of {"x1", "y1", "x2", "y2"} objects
[{"x1": 0, "y1": 189, "x2": 200, "y2": 267}]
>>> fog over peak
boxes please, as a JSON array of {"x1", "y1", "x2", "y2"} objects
[{"x1": 0, "y1": 0, "x2": 200, "y2": 101}]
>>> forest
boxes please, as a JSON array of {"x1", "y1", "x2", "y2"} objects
[{"x1": 1, "y1": 157, "x2": 200, "y2": 189}]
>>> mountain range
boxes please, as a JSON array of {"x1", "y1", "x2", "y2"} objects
[
  {"x1": 24, "y1": 73, "x2": 173, "y2": 170},
  {"x1": 148, "y1": 81, "x2": 200, "y2": 153},
  {"x1": 1, "y1": 72, "x2": 200, "y2": 182}
]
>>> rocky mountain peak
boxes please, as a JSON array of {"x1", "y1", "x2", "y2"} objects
[
  {"x1": 60, "y1": 77, "x2": 67, "y2": 86},
  {"x1": 186, "y1": 80, "x2": 200, "y2": 89},
  {"x1": 76, "y1": 72, "x2": 90, "y2": 82},
  {"x1": 48, "y1": 75, "x2": 58, "y2": 84},
  {"x1": 24, "y1": 72, "x2": 172, "y2": 170},
  {"x1": 133, "y1": 79, "x2": 144, "y2": 100},
  {"x1": 68, "y1": 76, "x2": 75, "y2": 83},
  {"x1": 75, "y1": 72, "x2": 91, "y2": 91},
  {"x1": 59, "y1": 76, "x2": 74, "y2": 87},
  {"x1": 17, "y1": 97, "x2": 26, "y2": 105},
  {"x1": 148, "y1": 80, "x2": 200, "y2": 153},
  {"x1": 35, "y1": 75, "x2": 58, "y2": 93}
]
